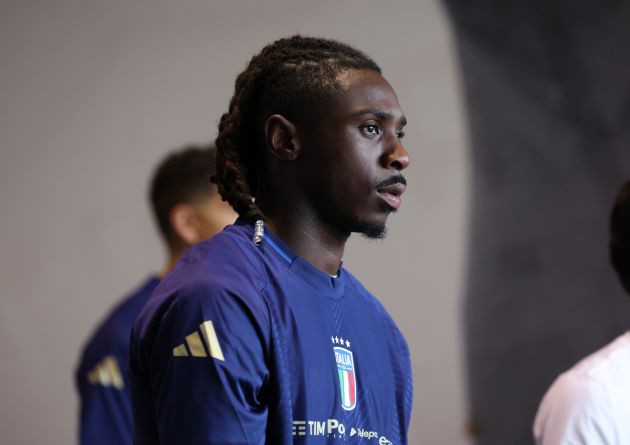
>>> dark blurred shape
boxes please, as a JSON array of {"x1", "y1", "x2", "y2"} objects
[{"x1": 442, "y1": 1, "x2": 630, "y2": 444}]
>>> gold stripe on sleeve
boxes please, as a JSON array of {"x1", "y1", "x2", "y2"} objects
[
  {"x1": 185, "y1": 332, "x2": 207, "y2": 357},
  {"x1": 105, "y1": 356, "x2": 124, "y2": 389},
  {"x1": 98, "y1": 362, "x2": 111, "y2": 386},
  {"x1": 200, "y1": 320, "x2": 224, "y2": 361},
  {"x1": 172, "y1": 344, "x2": 188, "y2": 357}
]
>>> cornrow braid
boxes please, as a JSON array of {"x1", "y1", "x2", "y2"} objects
[{"x1": 213, "y1": 35, "x2": 381, "y2": 225}]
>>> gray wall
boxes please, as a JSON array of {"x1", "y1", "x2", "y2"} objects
[{"x1": 0, "y1": 1, "x2": 468, "y2": 443}]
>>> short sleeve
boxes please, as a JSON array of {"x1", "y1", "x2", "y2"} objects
[
  {"x1": 131, "y1": 283, "x2": 271, "y2": 445},
  {"x1": 76, "y1": 349, "x2": 131, "y2": 445}
]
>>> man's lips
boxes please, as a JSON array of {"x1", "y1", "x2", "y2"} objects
[{"x1": 376, "y1": 180, "x2": 407, "y2": 210}]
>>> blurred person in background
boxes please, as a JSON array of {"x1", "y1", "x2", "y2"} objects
[
  {"x1": 75, "y1": 145, "x2": 236, "y2": 445},
  {"x1": 534, "y1": 180, "x2": 630, "y2": 445}
]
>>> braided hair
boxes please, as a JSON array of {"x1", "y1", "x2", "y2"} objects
[{"x1": 213, "y1": 35, "x2": 381, "y2": 223}]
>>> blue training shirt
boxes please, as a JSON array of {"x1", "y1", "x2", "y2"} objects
[
  {"x1": 76, "y1": 276, "x2": 160, "y2": 445},
  {"x1": 130, "y1": 221, "x2": 413, "y2": 445}
]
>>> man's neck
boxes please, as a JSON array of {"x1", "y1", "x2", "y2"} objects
[
  {"x1": 264, "y1": 211, "x2": 348, "y2": 276},
  {"x1": 160, "y1": 249, "x2": 184, "y2": 278}
]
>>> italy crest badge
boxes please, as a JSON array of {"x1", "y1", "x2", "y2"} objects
[{"x1": 333, "y1": 344, "x2": 357, "y2": 411}]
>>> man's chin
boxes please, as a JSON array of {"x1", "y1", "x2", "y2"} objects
[{"x1": 354, "y1": 220, "x2": 387, "y2": 240}]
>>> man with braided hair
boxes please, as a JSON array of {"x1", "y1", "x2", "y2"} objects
[{"x1": 130, "y1": 35, "x2": 413, "y2": 445}]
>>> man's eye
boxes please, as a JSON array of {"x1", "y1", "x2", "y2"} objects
[
  {"x1": 397, "y1": 131, "x2": 405, "y2": 139},
  {"x1": 363, "y1": 125, "x2": 380, "y2": 135}
]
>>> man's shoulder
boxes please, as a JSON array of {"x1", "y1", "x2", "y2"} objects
[
  {"x1": 342, "y1": 268, "x2": 409, "y2": 345},
  {"x1": 174, "y1": 227, "x2": 269, "y2": 299},
  {"x1": 342, "y1": 268, "x2": 374, "y2": 298},
  {"x1": 84, "y1": 277, "x2": 158, "y2": 346},
  {"x1": 178, "y1": 224, "x2": 268, "y2": 285},
  {"x1": 564, "y1": 332, "x2": 630, "y2": 389},
  {"x1": 546, "y1": 334, "x2": 630, "y2": 402},
  {"x1": 534, "y1": 333, "x2": 630, "y2": 444},
  {"x1": 342, "y1": 268, "x2": 393, "y2": 316},
  {"x1": 77, "y1": 277, "x2": 159, "y2": 376},
  {"x1": 133, "y1": 229, "x2": 271, "y2": 340}
]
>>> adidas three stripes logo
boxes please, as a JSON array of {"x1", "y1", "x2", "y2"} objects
[
  {"x1": 172, "y1": 320, "x2": 224, "y2": 361},
  {"x1": 87, "y1": 355, "x2": 124, "y2": 389}
]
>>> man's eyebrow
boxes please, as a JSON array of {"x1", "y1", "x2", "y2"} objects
[{"x1": 356, "y1": 109, "x2": 407, "y2": 125}]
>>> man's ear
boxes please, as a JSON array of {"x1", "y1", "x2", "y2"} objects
[
  {"x1": 169, "y1": 203, "x2": 201, "y2": 247},
  {"x1": 264, "y1": 114, "x2": 301, "y2": 161}
]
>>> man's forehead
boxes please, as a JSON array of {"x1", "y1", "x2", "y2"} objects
[
  {"x1": 334, "y1": 69, "x2": 405, "y2": 122},
  {"x1": 336, "y1": 68, "x2": 385, "y2": 88}
]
